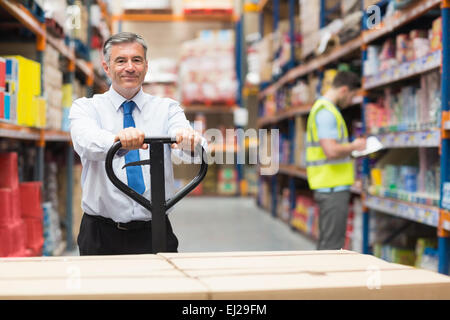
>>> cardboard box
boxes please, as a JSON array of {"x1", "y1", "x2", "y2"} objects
[
  {"x1": 0, "y1": 251, "x2": 449, "y2": 299},
  {"x1": 161, "y1": 250, "x2": 450, "y2": 300},
  {"x1": 0, "y1": 255, "x2": 208, "y2": 299}
]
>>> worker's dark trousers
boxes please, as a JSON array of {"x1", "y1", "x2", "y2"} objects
[
  {"x1": 77, "y1": 213, "x2": 179, "y2": 255},
  {"x1": 313, "y1": 190, "x2": 350, "y2": 250}
]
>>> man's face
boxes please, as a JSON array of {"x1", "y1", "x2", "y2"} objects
[
  {"x1": 337, "y1": 86, "x2": 357, "y2": 108},
  {"x1": 103, "y1": 42, "x2": 148, "y2": 90}
]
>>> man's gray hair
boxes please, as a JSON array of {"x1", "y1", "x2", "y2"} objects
[{"x1": 103, "y1": 32, "x2": 148, "y2": 64}]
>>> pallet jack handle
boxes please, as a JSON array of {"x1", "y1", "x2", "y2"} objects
[{"x1": 105, "y1": 136, "x2": 208, "y2": 253}]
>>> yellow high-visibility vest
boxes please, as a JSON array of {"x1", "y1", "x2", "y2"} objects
[{"x1": 306, "y1": 98, "x2": 354, "y2": 190}]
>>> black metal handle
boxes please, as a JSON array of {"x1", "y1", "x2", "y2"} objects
[{"x1": 105, "y1": 136, "x2": 208, "y2": 212}]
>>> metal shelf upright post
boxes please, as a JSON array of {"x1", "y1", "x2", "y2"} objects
[
  {"x1": 438, "y1": 0, "x2": 450, "y2": 274},
  {"x1": 360, "y1": 0, "x2": 371, "y2": 255}
]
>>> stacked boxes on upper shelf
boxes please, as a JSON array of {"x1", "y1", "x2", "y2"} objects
[{"x1": 44, "y1": 45, "x2": 63, "y2": 130}]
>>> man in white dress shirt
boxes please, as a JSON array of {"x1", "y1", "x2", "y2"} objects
[{"x1": 69, "y1": 32, "x2": 203, "y2": 255}]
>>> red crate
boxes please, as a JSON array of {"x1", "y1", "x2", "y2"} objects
[
  {"x1": 0, "y1": 224, "x2": 13, "y2": 257},
  {"x1": 23, "y1": 217, "x2": 43, "y2": 252},
  {"x1": 19, "y1": 182, "x2": 43, "y2": 219},
  {"x1": 0, "y1": 188, "x2": 14, "y2": 226},
  {"x1": 11, "y1": 187, "x2": 21, "y2": 221},
  {"x1": 0, "y1": 221, "x2": 26, "y2": 257},
  {"x1": 0, "y1": 153, "x2": 19, "y2": 189}
]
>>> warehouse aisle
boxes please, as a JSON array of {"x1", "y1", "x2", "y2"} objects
[{"x1": 170, "y1": 197, "x2": 316, "y2": 252}]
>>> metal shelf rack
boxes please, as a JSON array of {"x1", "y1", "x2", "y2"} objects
[{"x1": 253, "y1": 0, "x2": 450, "y2": 274}]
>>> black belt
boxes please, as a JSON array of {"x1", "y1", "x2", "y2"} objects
[{"x1": 86, "y1": 213, "x2": 152, "y2": 231}]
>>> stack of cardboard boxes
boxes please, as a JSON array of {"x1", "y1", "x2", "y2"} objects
[
  {"x1": 217, "y1": 166, "x2": 237, "y2": 195},
  {"x1": 44, "y1": 46, "x2": 63, "y2": 130},
  {"x1": 299, "y1": 0, "x2": 320, "y2": 59},
  {"x1": 1, "y1": 250, "x2": 449, "y2": 299}
]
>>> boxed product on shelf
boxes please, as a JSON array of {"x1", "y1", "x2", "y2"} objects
[
  {"x1": 321, "y1": 69, "x2": 338, "y2": 95},
  {"x1": 217, "y1": 165, "x2": 237, "y2": 195},
  {"x1": 366, "y1": 70, "x2": 441, "y2": 133},
  {"x1": 350, "y1": 197, "x2": 379, "y2": 253},
  {"x1": 299, "y1": 0, "x2": 320, "y2": 36},
  {"x1": 430, "y1": 17, "x2": 442, "y2": 52},
  {"x1": 294, "y1": 116, "x2": 306, "y2": 168},
  {"x1": 3, "y1": 55, "x2": 42, "y2": 127},
  {"x1": 299, "y1": 0, "x2": 320, "y2": 59},
  {"x1": 290, "y1": 81, "x2": 311, "y2": 106},
  {"x1": 338, "y1": 10, "x2": 362, "y2": 44},
  {"x1": 258, "y1": 178, "x2": 272, "y2": 212},
  {"x1": 279, "y1": 133, "x2": 291, "y2": 165},
  {"x1": 277, "y1": 188, "x2": 291, "y2": 223},
  {"x1": 373, "y1": 243, "x2": 416, "y2": 266},
  {"x1": 258, "y1": 33, "x2": 274, "y2": 83},
  {"x1": 272, "y1": 18, "x2": 302, "y2": 74},
  {"x1": 244, "y1": 166, "x2": 258, "y2": 196},
  {"x1": 291, "y1": 194, "x2": 319, "y2": 238},
  {"x1": 179, "y1": 30, "x2": 237, "y2": 106},
  {"x1": 201, "y1": 163, "x2": 217, "y2": 194},
  {"x1": 343, "y1": 199, "x2": 354, "y2": 250},
  {"x1": 415, "y1": 237, "x2": 438, "y2": 271}
]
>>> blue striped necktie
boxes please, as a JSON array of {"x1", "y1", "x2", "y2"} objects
[{"x1": 122, "y1": 100, "x2": 145, "y2": 194}]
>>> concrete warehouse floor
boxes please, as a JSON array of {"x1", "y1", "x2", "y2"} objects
[
  {"x1": 65, "y1": 197, "x2": 316, "y2": 255},
  {"x1": 170, "y1": 197, "x2": 316, "y2": 252}
]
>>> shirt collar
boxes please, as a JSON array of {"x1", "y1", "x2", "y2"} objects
[{"x1": 107, "y1": 86, "x2": 146, "y2": 111}]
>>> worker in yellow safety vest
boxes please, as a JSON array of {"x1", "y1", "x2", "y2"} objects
[{"x1": 306, "y1": 71, "x2": 366, "y2": 250}]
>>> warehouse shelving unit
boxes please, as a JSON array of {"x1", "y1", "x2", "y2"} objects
[
  {"x1": 254, "y1": 0, "x2": 450, "y2": 274},
  {"x1": 0, "y1": 0, "x2": 110, "y2": 253},
  {"x1": 115, "y1": 5, "x2": 245, "y2": 197},
  {"x1": 255, "y1": 0, "x2": 364, "y2": 235},
  {"x1": 360, "y1": 0, "x2": 449, "y2": 274}
]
